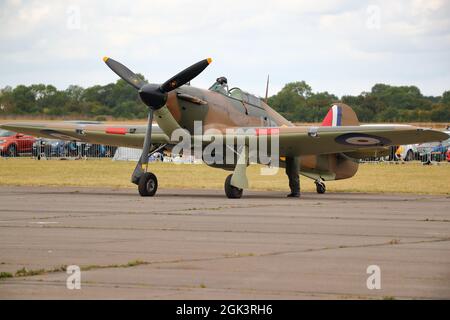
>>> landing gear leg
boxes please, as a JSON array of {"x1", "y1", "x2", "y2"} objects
[
  {"x1": 315, "y1": 179, "x2": 326, "y2": 194},
  {"x1": 224, "y1": 174, "x2": 243, "y2": 199},
  {"x1": 224, "y1": 145, "x2": 249, "y2": 199},
  {"x1": 132, "y1": 111, "x2": 158, "y2": 197}
]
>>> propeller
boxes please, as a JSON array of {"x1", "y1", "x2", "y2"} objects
[
  {"x1": 103, "y1": 56, "x2": 212, "y2": 110},
  {"x1": 102, "y1": 56, "x2": 212, "y2": 185}
]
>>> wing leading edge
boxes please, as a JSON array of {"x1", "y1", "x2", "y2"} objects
[
  {"x1": 204, "y1": 124, "x2": 448, "y2": 157},
  {"x1": 1, "y1": 122, "x2": 447, "y2": 157},
  {"x1": 0, "y1": 122, "x2": 169, "y2": 148}
]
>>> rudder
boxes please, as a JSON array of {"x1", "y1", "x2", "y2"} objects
[{"x1": 321, "y1": 103, "x2": 359, "y2": 126}]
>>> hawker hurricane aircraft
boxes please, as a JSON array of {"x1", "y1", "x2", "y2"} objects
[{"x1": 1, "y1": 57, "x2": 448, "y2": 198}]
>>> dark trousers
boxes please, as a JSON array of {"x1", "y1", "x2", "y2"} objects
[{"x1": 285, "y1": 156, "x2": 300, "y2": 194}]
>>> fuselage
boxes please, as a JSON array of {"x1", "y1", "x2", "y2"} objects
[
  {"x1": 165, "y1": 85, "x2": 292, "y2": 134},
  {"x1": 162, "y1": 85, "x2": 358, "y2": 181}
]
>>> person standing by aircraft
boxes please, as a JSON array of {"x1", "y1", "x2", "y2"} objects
[{"x1": 285, "y1": 157, "x2": 300, "y2": 197}]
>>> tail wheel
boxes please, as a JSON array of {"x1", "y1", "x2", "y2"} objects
[
  {"x1": 315, "y1": 180, "x2": 326, "y2": 194},
  {"x1": 138, "y1": 172, "x2": 158, "y2": 197},
  {"x1": 224, "y1": 174, "x2": 243, "y2": 199},
  {"x1": 7, "y1": 144, "x2": 17, "y2": 157}
]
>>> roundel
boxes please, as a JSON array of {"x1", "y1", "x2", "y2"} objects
[
  {"x1": 335, "y1": 133, "x2": 391, "y2": 146},
  {"x1": 40, "y1": 129, "x2": 81, "y2": 141}
]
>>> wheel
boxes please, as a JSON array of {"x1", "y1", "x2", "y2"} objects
[
  {"x1": 138, "y1": 172, "x2": 158, "y2": 197},
  {"x1": 7, "y1": 144, "x2": 17, "y2": 157},
  {"x1": 315, "y1": 180, "x2": 326, "y2": 194},
  {"x1": 224, "y1": 174, "x2": 243, "y2": 199}
]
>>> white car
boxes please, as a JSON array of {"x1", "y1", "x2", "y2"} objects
[{"x1": 396, "y1": 130, "x2": 450, "y2": 161}]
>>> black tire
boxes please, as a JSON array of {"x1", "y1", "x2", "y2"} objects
[
  {"x1": 7, "y1": 144, "x2": 17, "y2": 157},
  {"x1": 316, "y1": 182, "x2": 326, "y2": 194},
  {"x1": 138, "y1": 172, "x2": 158, "y2": 197},
  {"x1": 224, "y1": 174, "x2": 243, "y2": 199}
]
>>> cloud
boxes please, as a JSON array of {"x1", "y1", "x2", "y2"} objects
[{"x1": 0, "y1": 0, "x2": 449, "y2": 97}]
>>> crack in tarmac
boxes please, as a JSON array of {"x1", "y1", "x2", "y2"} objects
[
  {"x1": 0, "y1": 203, "x2": 281, "y2": 221},
  {"x1": 2, "y1": 237, "x2": 448, "y2": 281},
  {"x1": 0, "y1": 205, "x2": 448, "y2": 224},
  {"x1": 2, "y1": 278, "x2": 415, "y2": 300},
  {"x1": 0, "y1": 223, "x2": 447, "y2": 241},
  {"x1": 2, "y1": 237, "x2": 448, "y2": 300}
]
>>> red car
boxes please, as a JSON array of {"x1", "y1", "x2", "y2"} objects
[
  {"x1": 0, "y1": 129, "x2": 36, "y2": 156},
  {"x1": 447, "y1": 149, "x2": 450, "y2": 162}
]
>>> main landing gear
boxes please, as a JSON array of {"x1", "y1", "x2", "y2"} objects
[
  {"x1": 223, "y1": 145, "x2": 249, "y2": 199},
  {"x1": 138, "y1": 172, "x2": 158, "y2": 196},
  {"x1": 135, "y1": 144, "x2": 165, "y2": 197},
  {"x1": 315, "y1": 179, "x2": 326, "y2": 194},
  {"x1": 102, "y1": 56, "x2": 213, "y2": 198},
  {"x1": 132, "y1": 110, "x2": 159, "y2": 197},
  {"x1": 224, "y1": 174, "x2": 243, "y2": 199}
]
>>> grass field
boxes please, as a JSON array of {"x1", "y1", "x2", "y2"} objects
[{"x1": 0, "y1": 158, "x2": 449, "y2": 194}]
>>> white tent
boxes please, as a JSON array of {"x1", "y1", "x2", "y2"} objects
[
  {"x1": 112, "y1": 147, "x2": 142, "y2": 161},
  {"x1": 113, "y1": 147, "x2": 202, "y2": 163}
]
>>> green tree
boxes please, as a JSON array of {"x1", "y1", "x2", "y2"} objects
[
  {"x1": 1, "y1": 81, "x2": 448, "y2": 122},
  {"x1": 430, "y1": 103, "x2": 450, "y2": 122},
  {"x1": 441, "y1": 91, "x2": 450, "y2": 106},
  {"x1": 11, "y1": 85, "x2": 36, "y2": 114},
  {"x1": 268, "y1": 81, "x2": 313, "y2": 121}
]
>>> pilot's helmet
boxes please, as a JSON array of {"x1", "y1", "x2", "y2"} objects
[{"x1": 216, "y1": 76, "x2": 228, "y2": 85}]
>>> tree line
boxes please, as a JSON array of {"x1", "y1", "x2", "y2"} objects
[
  {"x1": 267, "y1": 81, "x2": 450, "y2": 122},
  {"x1": 0, "y1": 79, "x2": 449, "y2": 122}
]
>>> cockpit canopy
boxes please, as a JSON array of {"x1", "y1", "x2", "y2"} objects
[{"x1": 228, "y1": 88, "x2": 262, "y2": 107}]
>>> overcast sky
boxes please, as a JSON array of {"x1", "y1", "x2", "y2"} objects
[{"x1": 1, "y1": 0, "x2": 449, "y2": 98}]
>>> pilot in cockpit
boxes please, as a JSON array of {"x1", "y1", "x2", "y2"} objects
[{"x1": 209, "y1": 76, "x2": 229, "y2": 95}]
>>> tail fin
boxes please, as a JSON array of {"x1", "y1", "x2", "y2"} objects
[{"x1": 321, "y1": 103, "x2": 359, "y2": 126}]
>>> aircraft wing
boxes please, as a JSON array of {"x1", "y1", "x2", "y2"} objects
[
  {"x1": 1, "y1": 122, "x2": 447, "y2": 157},
  {"x1": 211, "y1": 125, "x2": 448, "y2": 157},
  {"x1": 0, "y1": 122, "x2": 169, "y2": 148}
]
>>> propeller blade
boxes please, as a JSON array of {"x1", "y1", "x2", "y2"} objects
[
  {"x1": 160, "y1": 58, "x2": 212, "y2": 93},
  {"x1": 103, "y1": 57, "x2": 146, "y2": 90}
]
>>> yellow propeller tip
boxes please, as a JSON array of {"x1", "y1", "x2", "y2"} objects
[
  {"x1": 207, "y1": 57, "x2": 212, "y2": 64},
  {"x1": 102, "y1": 56, "x2": 109, "y2": 62}
]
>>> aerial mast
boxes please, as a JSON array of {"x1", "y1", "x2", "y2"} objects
[{"x1": 264, "y1": 74, "x2": 270, "y2": 103}]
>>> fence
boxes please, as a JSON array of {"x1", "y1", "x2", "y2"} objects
[
  {"x1": 0, "y1": 138, "x2": 118, "y2": 160},
  {"x1": 0, "y1": 139, "x2": 191, "y2": 163},
  {"x1": 359, "y1": 146, "x2": 449, "y2": 163}
]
